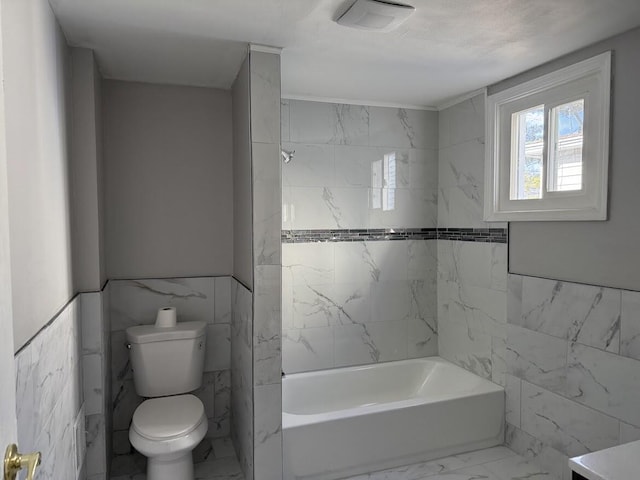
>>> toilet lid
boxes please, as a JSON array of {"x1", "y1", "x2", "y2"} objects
[{"x1": 132, "y1": 394, "x2": 205, "y2": 441}]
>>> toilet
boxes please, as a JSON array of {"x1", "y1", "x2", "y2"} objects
[{"x1": 126, "y1": 319, "x2": 208, "y2": 479}]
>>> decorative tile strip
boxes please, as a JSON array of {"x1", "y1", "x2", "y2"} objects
[{"x1": 281, "y1": 228, "x2": 507, "y2": 244}]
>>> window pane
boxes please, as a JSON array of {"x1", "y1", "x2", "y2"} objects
[
  {"x1": 511, "y1": 105, "x2": 544, "y2": 200},
  {"x1": 549, "y1": 99, "x2": 584, "y2": 192}
]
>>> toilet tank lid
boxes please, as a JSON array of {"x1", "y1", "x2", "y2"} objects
[{"x1": 126, "y1": 321, "x2": 206, "y2": 344}]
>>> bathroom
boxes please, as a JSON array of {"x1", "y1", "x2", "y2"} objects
[{"x1": 1, "y1": 1, "x2": 640, "y2": 480}]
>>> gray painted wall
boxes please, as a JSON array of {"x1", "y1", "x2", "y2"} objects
[
  {"x1": 3, "y1": 0, "x2": 74, "y2": 349},
  {"x1": 492, "y1": 27, "x2": 640, "y2": 290},
  {"x1": 232, "y1": 55, "x2": 253, "y2": 289},
  {"x1": 70, "y1": 48, "x2": 105, "y2": 292},
  {"x1": 103, "y1": 80, "x2": 233, "y2": 279}
]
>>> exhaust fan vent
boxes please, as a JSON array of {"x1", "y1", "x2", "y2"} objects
[{"x1": 337, "y1": 0, "x2": 415, "y2": 32}]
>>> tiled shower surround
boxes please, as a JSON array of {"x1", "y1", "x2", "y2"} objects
[
  {"x1": 108, "y1": 276, "x2": 232, "y2": 473},
  {"x1": 281, "y1": 99, "x2": 440, "y2": 374}
]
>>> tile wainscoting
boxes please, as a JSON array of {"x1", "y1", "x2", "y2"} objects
[
  {"x1": 505, "y1": 273, "x2": 640, "y2": 480},
  {"x1": 231, "y1": 278, "x2": 253, "y2": 477},
  {"x1": 108, "y1": 276, "x2": 232, "y2": 473},
  {"x1": 14, "y1": 296, "x2": 85, "y2": 480}
]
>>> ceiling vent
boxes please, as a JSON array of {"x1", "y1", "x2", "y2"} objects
[{"x1": 337, "y1": 0, "x2": 415, "y2": 32}]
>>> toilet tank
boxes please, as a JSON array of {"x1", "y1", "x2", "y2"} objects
[{"x1": 126, "y1": 321, "x2": 206, "y2": 397}]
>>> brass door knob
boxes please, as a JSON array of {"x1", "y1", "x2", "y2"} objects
[{"x1": 4, "y1": 444, "x2": 41, "y2": 480}]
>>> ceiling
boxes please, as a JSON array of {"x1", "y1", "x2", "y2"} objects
[{"x1": 50, "y1": 0, "x2": 640, "y2": 108}]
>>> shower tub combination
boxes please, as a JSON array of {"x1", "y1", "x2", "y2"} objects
[{"x1": 283, "y1": 357, "x2": 504, "y2": 480}]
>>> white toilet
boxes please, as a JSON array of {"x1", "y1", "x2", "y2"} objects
[{"x1": 126, "y1": 319, "x2": 208, "y2": 480}]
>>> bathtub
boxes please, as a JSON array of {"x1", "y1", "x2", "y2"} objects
[{"x1": 283, "y1": 357, "x2": 504, "y2": 480}]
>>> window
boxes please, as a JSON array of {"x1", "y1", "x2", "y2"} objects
[{"x1": 485, "y1": 52, "x2": 611, "y2": 221}]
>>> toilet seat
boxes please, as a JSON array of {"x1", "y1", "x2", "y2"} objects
[{"x1": 132, "y1": 394, "x2": 206, "y2": 441}]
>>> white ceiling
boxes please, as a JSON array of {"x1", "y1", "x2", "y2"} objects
[{"x1": 50, "y1": 0, "x2": 640, "y2": 108}]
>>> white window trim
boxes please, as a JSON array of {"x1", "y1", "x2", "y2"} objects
[{"x1": 485, "y1": 51, "x2": 611, "y2": 221}]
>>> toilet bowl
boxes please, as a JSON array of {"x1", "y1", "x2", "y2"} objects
[
  {"x1": 129, "y1": 394, "x2": 208, "y2": 480},
  {"x1": 126, "y1": 318, "x2": 208, "y2": 479}
]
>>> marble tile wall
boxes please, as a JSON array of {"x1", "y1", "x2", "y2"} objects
[
  {"x1": 281, "y1": 99, "x2": 438, "y2": 230},
  {"x1": 108, "y1": 276, "x2": 232, "y2": 463},
  {"x1": 82, "y1": 287, "x2": 112, "y2": 480},
  {"x1": 436, "y1": 93, "x2": 508, "y2": 386},
  {"x1": 282, "y1": 240, "x2": 438, "y2": 373},
  {"x1": 231, "y1": 278, "x2": 253, "y2": 479},
  {"x1": 505, "y1": 273, "x2": 640, "y2": 480},
  {"x1": 281, "y1": 99, "x2": 439, "y2": 374},
  {"x1": 15, "y1": 296, "x2": 85, "y2": 479},
  {"x1": 250, "y1": 48, "x2": 283, "y2": 480}
]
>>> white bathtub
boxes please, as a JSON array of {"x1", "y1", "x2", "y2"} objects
[{"x1": 283, "y1": 357, "x2": 504, "y2": 480}]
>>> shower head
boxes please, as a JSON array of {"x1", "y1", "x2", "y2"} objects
[{"x1": 282, "y1": 149, "x2": 295, "y2": 164}]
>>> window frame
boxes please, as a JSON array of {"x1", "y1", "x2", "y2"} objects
[{"x1": 484, "y1": 51, "x2": 611, "y2": 221}]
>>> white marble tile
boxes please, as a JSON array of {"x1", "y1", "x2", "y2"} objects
[
  {"x1": 109, "y1": 277, "x2": 215, "y2": 331},
  {"x1": 621, "y1": 289, "x2": 640, "y2": 360},
  {"x1": 620, "y1": 422, "x2": 640, "y2": 443},
  {"x1": 205, "y1": 324, "x2": 231, "y2": 371},
  {"x1": 86, "y1": 414, "x2": 106, "y2": 476},
  {"x1": 290, "y1": 100, "x2": 369, "y2": 145},
  {"x1": 283, "y1": 242, "x2": 334, "y2": 286},
  {"x1": 250, "y1": 50, "x2": 280, "y2": 144},
  {"x1": 253, "y1": 141, "x2": 281, "y2": 266},
  {"x1": 408, "y1": 278, "x2": 438, "y2": 322},
  {"x1": 370, "y1": 281, "x2": 414, "y2": 324},
  {"x1": 369, "y1": 188, "x2": 438, "y2": 229},
  {"x1": 290, "y1": 283, "x2": 341, "y2": 328},
  {"x1": 506, "y1": 324, "x2": 567, "y2": 393},
  {"x1": 409, "y1": 148, "x2": 439, "y2": 189},
  {"x1": 282, "y1": 142, "x2": 334, "y2": 187},
  {"x1": 195, "y1": 372, "x2": 216, "y2": 419},
  {"x1": 407, "y1": 239, "x2": 437, "y2": 281},
  {"x1": 505, "y1": 423, "x2": 570, "y2": 480},
  {"x1": 214, "y1": 370, "x2": 231, "y2": 422},
  {"x1": 15, "y1": 344, "x2": 37, "y2": 451},
  {"x1": 230, "y1": 281, "x2": 253, "y2": 479},
  {"x1": 507, "y1": 274, "x2": 523, "y2": 325},
  {"x1": 83, "y1": 353, "x2": 104, "y2": 415},
  {"x1": 491, "y1": 335, "x2": 508, "y2": 386},
  {"x1": 505, "y1": 374, "x2": 522, "y2": 428},
  {"x1": 194, "y1": 456, "x2": 244, "y2": 480},
  {"x1": 438, "y1": 184, "x2": 485, "y2": 228},
  {"x1": 520, "y1": 381, "x2": 619, "y2": 457},
  {"x1": 439, "y1": 95, "x2": 485, "y2": 149},
  {"x1": 334, "y1": 145, "x2": 382, "y2": 187},
  {"x1": 369, "y1": 107, "x2": 437, "y2": 149},
  {"x1": 567, "y1": 341, "x2": 640, "y2": 427},
  {"x1": 214, "y1": 277, "x2": 232, "y2": 324},
  {"x1": 112, "y1": 379, "x2": 143, "y2": 431},
  {"x1": 254, "y1": 384, "x2": 283, "y2": 480},
  {"x1": 519, "y1": 276, "x2": 621, "y2": 352},
  {"x1": 482, "y1": 454, "x2": 557, "y2": 480},
  {"x1": 334, "y1": 320, "x2": 407, "y2": 367},
  {"x1": 285, "y1": 186, "x2": 369, "y2": 229},
  {"x1": 281, "y1": 99, "x2": 290, "y2": 142},
  {"x1": 253, "y1": 265, "x2": 281, "y2": 386},
  {"x1": 437, "y1": 320, "x2": 492, "y2": 379},
  {"x1": 407, "y1": 316, "x2": 438, "y2": 358},
  {"x1": 334, "y1": 242, "x2": 400, "y2": 284},
  {"x1": 81, "y1": 291, "x2": 104, "y2": 354},
  {"x1": 438, "y1": 138, "x2": 485, "y2": 189},
  {"x1": 283, "y1": 327, "x2": 334, "y2": 373}
]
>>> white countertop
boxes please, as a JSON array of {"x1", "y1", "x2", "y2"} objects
[{"x1": 570, "y1": 440, "x2": 640, "y2": 480}]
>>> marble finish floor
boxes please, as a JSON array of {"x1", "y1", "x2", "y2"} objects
[
  {"x1": 110, "y1": 437, "x2": 243, "y2": 480},
  {"x1": 341, "y1": 446, "x2": 558, "y2": 480}
]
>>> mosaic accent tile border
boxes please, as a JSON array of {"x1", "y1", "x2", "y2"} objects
[{"x1": 282, "y1": 228, "x2": 507, "y2": 244}]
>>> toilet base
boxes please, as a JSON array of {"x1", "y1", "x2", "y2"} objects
[{"x1": 147, "y1": 451, "x2": 194, "y2": 480}]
